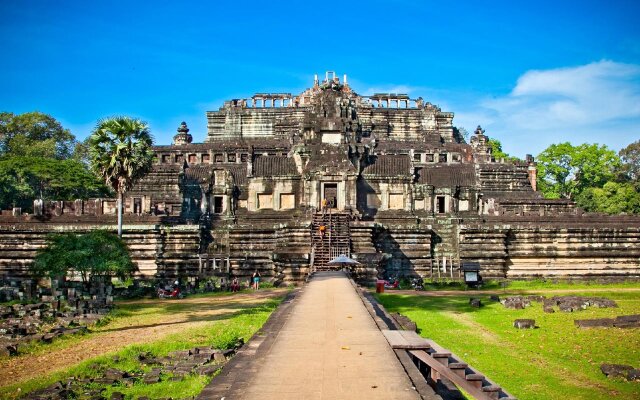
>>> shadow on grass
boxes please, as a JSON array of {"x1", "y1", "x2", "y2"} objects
[
  {"x1": 97, "y1": 300, "x2": 281, "y2": 333},
  {"x1": 375, "y1": 293, "x2": 496, "y2": 314}
]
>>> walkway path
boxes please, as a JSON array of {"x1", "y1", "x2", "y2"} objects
[{"x1": 206, "y1": 271, "x2": 420, "y2": 399}]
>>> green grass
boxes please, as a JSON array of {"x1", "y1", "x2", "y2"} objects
[
  {"x1": 412, "y1": 278, "x2": 640, "y2": 292},
  {"x1": 0, "y1": 293, "x2": 284, "y2": 400},
  {"x1": 376, "y1": 288, "x2": 640, "y2": 400}
]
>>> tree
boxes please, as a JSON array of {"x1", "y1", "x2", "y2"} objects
[
  {"x1": 487, "y1": 138, "x2": 520, "y2": 162},
  {"x1": 88, "y1": 117, "x2": 154, "y2": 237},
  {"x1": 0, "y1": 111, "x2": 76, "y2": 159},
  {"x1": 32, "y1": 230, "x2": 136, "y2": 289},
  {"x1": 536, "y1": 142, "x2": 620, "y2": 199},
  {"x1": 0, "y1": 156, "x2": 110, "y2": 211},
  {"x1": 575, "y1": 181, "x2": 640, "y2": 214},
  {"x1": 618, "y1": 140, "x2": 640, "y2": 187}
]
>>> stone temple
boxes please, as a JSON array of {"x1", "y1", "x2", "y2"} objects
[{"x1": 1, "y1": 72, "x2": 639, "y2": 286}]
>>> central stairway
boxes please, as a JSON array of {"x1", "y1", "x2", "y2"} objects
[{"x1": 311, "y1": 211, "x2": 351, "y2": 271}]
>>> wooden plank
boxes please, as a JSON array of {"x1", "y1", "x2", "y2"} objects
[
  {"x1": 410, "y1": 349, "x2": 495, "y2": 400},
  {"x1": 382, "y1": 330, "x2": 431, "y2": 349}
]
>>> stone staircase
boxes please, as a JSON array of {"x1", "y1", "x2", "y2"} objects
[
  {"x1": 349, "y1": 222, "x2": 382, "y2": 284},
  {"x1": 430, "y1": 217, "x2": 461, "y2": 279},
  {"x1": 273, "y1": 226, "x2": 312, "y2": 285},
  {"x1": 311, "y1": 212, "x2": 350, "y2": 271}
]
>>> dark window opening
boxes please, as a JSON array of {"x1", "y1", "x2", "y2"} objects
[
  {"x1": 188, "y1": 154, "x2": 197, "y2": 163},
  {"x1": 213, "y1": 196, "x2": 223, "y2": 214},
  {"x1": 439, "y1": 153, "x2": 448, "y2": 163},
  {"x1": 228, "y1": 154, "x2": 236, "y2": 162},
  {"x1": 413, "y1": 153, "x2": 422, "y2": 162},
  {"x1": 240, "y1": 154, "x2": 248, "y2": 162},
  {"x1": 437, "y1": 196, "x2": 446, "y2": 213},
  {"x1": 425, "y1": 154, "x2": 434, "y2": 162},
  {"x1": 323, "y1": 184, "x2": 338, "y2": 208},
  {"x1": 201, "y1": 154, "x2": 210, "y2": 163},
  {"x1": 133, "y1": 198, "x2": 142, "y2": 214},
  {"x1": 214, "y1": 154, "x2": 224, "y2": 163},
  {"x1": 414, "y1": 167, "x2": 423, "y2": 183},
  {"x1": 175, "y1": 154, "x2": 184, "y2": 163},
  {"x1": 161, "y1": 155, "x2": 170, "y2": 163}
]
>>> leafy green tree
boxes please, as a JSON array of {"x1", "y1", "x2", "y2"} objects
[
  {"x1": 0, "y1": 157, "x2": 110, "y2": 211},
  {"x1": 618, "y1": 140, "x2": 640, "y2": 187},
  {"x1": 0, "y1": 111, "x2": 76, "y2": 159},
  {"x1": 575, "y1": 181, "x2": 640, "y2": 214},
  {"x1": 32, "y1": 230, "x2": 136, "y2": 288},
  {"x1": 536, "y1": 142, "x2": 620, "y2": 199},
  {"x1": 88, "y1": 117, "x2": 154, "y2": 237},
  {"x1": 487, "y1": 138, "x2": 521, "y2": 162}
]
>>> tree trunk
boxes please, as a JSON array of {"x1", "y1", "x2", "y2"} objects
[{"x1": 117, "y1": 190, "x2": 123, "y2": 238}]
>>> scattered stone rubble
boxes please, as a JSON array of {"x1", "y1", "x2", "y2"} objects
[
  {"x1": 500, "y1": 295, "x2": 543, "y2": 309},
  {"x1": 546, "y1": 296, "x2": 617, "y2": 313},
  {"x1": 575, "y1": 314, "x2": 640, "y2": 329},
  {"x1": 0, "y1": 300, "x2": 109, "y2": 356},
  {"x1": 22, "y1": 344, "x2": 240, "y2": 399},
  {"x1": 600, "y1": 363, "x2": 640, "y2": 381},
  {"x1": 501, "y1": 295, "x2": 617, "y2": 313}
]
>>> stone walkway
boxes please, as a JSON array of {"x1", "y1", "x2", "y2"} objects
[{"x1": 212, "y1": 271, "x2": 420, "y2": 400}]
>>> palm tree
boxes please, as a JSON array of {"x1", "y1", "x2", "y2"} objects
[{"x1": 88, "y1": 117, "x2": 154, "y2": 237}]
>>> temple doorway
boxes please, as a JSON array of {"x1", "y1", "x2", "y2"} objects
[
  {"x1": 323, "y1": 184, "x2": 338, "y2": 209},
  {"x1": 133, "y1": 198, "x2": 142, "y2": 214}
]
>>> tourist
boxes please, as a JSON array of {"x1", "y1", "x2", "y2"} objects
[
  {"x1": 252, "y1": 270, "x2": 261, "y2": 290},
  {"x1": 231, "y1": 277, "x2": 239, "y2": 292},
  {"x1": 319, "y1": 224, "x2": 326, "y2": 238},
  {"x1": 321, "y1": 198, "x2": 327, "y2": 215}
]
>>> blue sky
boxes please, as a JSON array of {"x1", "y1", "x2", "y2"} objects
[{"x1": 1, "y1": 0, "x2": 639, "y2": 157}]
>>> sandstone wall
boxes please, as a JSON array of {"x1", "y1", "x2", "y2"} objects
[
  {"x1": 459, "y1": 217, "x2": 640, "y2": 279},
  {"x1": 0, "y1": 221, "x2": 200, "y2": 280}
]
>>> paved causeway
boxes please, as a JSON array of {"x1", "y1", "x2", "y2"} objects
[{"x1": 232, "y1": 271, "x2": 419, "y2": 400}]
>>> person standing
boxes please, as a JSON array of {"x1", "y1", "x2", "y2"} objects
[
  {"x1": 231, "y1": 277, "x2": 239, "y2": 292},
  {"x1": 252, "y1": 270, "x2": 261, "y2": 290}
]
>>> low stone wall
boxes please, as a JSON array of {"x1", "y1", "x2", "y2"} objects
[
  {"x1": 459, "y1": 217, "x2": 640, "y2": 279},
  {"x1": 0, "y1": 222, "x2": 200, "y2": 282}
]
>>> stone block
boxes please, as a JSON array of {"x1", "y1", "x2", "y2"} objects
[
  {"x1": 574, "y1": 318, "x2": 613, "y2": 328},
  {"x1": 168, "y1": 349, "x2": 191, "y2": 359},
  {"x1": 601, "y1": 363, "x2": 633, "y2": 378},
  {"x1": 513, "y1": 319, "x2": 536, "y2": 329}
]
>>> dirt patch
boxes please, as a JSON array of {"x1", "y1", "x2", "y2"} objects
[{"x1": 0, "y1": 290, "x2": 286, "y2": 388}]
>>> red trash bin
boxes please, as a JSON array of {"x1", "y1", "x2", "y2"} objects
[{"x1": 376, "y1": 280, "x2": 385, "y2": 293}]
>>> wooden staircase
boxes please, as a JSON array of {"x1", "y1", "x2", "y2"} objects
[{"x1": 311, "y1": 211, "x2": 350, "y2": 271}]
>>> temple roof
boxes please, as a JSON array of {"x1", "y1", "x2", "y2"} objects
[
  {"x1": 362, "y1": 155, "x2": 411, "y2": 176},
  {"x1": 254, "y1": 156, "x2": 298, "y2": 176},
  {"x1": 418, "y1": 164, "x2": 476, "y2": 187}
]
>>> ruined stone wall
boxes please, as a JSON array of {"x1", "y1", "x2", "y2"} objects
[
  {"x1": 373, "y1": 224, "x2": 432, "y2": 278},
  {"x1": 206, "y1": 108, "x2": 308, "y2": 140},
  {"x1": 459, "y1": 217, "x2": 640, "y2": 279},
  {"x1": 0, "y1": 221, "x2": 200, "y2": 280}
]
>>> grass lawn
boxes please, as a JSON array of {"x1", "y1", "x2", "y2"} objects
[
  {"x1": 376, "y1": 286, "x2": 640, "y2": 400},
  {"x1": 0, "y1": 289, "x2": 287, "y2": 400}
]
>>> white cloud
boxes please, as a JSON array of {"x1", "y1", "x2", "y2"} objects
[{"x1": 454, "y1": 60, "x2": 640, "y2": 157}]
